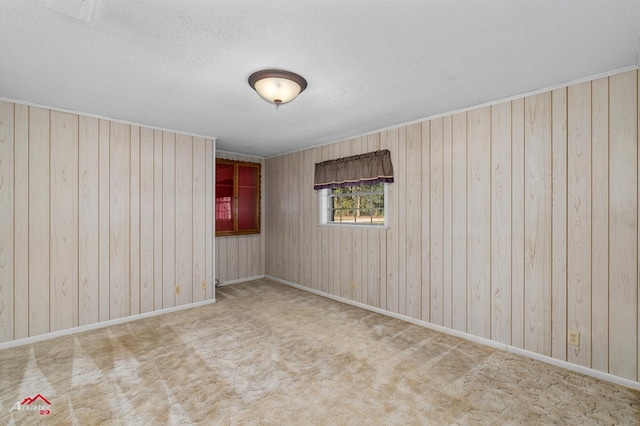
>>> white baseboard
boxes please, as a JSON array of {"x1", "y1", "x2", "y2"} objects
[
  {"x1": 216, "y1": 275, "x2": 266, "y2": 286},
  {"x1": 266, "y1": 275, "x2": 640, "y2": 391},
  {"x1": 0, "y1": 297, "x2": 217, "y2": 350}
]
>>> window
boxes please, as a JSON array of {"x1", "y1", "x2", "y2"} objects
[
  {"x1": 314, "y1": 149, "x2": 393, "y2": 227},
  {"x1": 215, "y1": 159, "x2": 261, "y2": 236},
  {"x1": 320, "y1": 182, "x2": 388, "y2": 226}
]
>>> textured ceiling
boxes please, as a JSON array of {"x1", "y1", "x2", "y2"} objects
[{"x1": 1, "y1": 0, "x2": 639, "y2": 158}]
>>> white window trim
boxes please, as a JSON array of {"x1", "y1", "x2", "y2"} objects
[{"x1": 319, "y1": 183, "x2": 389, "y2": 229}]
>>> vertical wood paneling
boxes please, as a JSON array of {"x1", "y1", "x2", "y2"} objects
[
  {"x1": 109, "y1": 122, "x2": 131, "y2": 320},
  {"x1": 215, "y1": 232, "x2": 221, "y2": 284},
  {"x1": 278, "y1": 155, "x2": 285, "y2": 280},
  {"x1": 192, "y1": 137, "x2": 206, "y2": 302},
  {"x1": 98, "y1": 119, "x2": 110, "y2": 322},
  {"x1": 0, "y1": 102, "x2": 14, "y2": 342},
  {"x1": 524, "y1": 93, "x2": 552, "y2": 356},
  {"x1": 1, "y1": 101, "x2": 215, "y2": 344},
  {"x1": 384, "y1": 129, "x2": 399, "y2": 313},
  {"x1": 359, "y1": 226, "x2": 366, "y2": 305},
  {"x1": 420, "y1": 121, "x2": 432, "y2": 321},
  {"x1": 302, "y1": 148, "x2": 313, "y2": 289},
  {"x1": 367, "y1": 229, "x2": 380, "y2": 307},
  {"x1": 608, "y1": 71, "x2": 638, "y2": 380},
  {"x1": 277, "y1": 155, "x2": 286, "y2": 281},
  {"x1": 13, "y1": 104, "x2": 29, "y2": 339},
  {"x1": 262, "y1": 70, "x2": 640, "y2": 386},
  {"x1": 270, "y1": 153, "x2": 281, "y2": 280},
  {"x1": 351, "y1": 138, "x2": 363, "y2": 301},
  {"x1": 281, "y1": 153, "x2": 289, "y2": 282},
  {"x1": 397, "y1": 128, "x2": 408, "y2": 315},
  {"x1": 205, "y1": 140, "x2": 215, "y2": 300},
  {"x1": 259, "y1": 154, "x2": 265, "y2": 280},
  {"x1": 442, "y1": 115, "x2": 453, "y2": 328},
  {"x1": 451, "y1": 112, "x2": 467, "y2": 332},
  {"x1": 283, "y1": 153, "x2": 289, "y2": 283},
  {"x1": 378, "y1": 227, "x2": 387, "y2": 311},
  {"x1": 281, "y1": 153, "x2": 290, "y2": 283},
  {"x1": 130, "y1": 126, "x2": 140, "y2": 315},
  {"x1": 264, "y1": 155, "x2": 273, "y2": 278},
  {"x1": 153, "y1": 129, "x2": 163, "y2": 310},
  {"x1": 420, "y1": 121, "x2": 433, "y2": 321},
  {"x1": 339, "y1": 144, "x2": 352, "y2": 299},
  {"x1": 249, "y1": 229, "x2": 257, "y2": 279},
  {"x1": 591, "y1": 77, "x2": 609, "y2": 373},
  {"x1": 79, "y1": 116, "x2": 99, "y2": 326},
  {"x1": 551, "y1": 88, "x2": 568, "y2": 360},
  {"x1": 330, "y1": 144, "x2": 341, "y2": 297},
  {"x1": 50, "y1": 111, "x2": 79, "y2": 332},
  {"x1": 264, "y1": 155, "x2": 272, "y2": 278},
  {"x1": 467, "y1": 106, "x2": 491, "y2": 338},
  {"x1": 567, "y1": 82, "x2": 591, "y2": 367},
  {"x1": 353, "y1": 221, "x2": 364, "y2": 303},
  {"x1": 311, "y1": 147, "x2": 321, "y2": 291},
  {"x1": 285, "y1": 152, "x2": 292, "y2": 284},
  {"x1": 29, "y1": 107, "x2": 50, "y2": 335},
  {"x1": 139, "y1": 127, "x2": 155, "y2": 312},
  {"x1": 176, "y1": 134, "x2": 192, "y2": 306},
  {"x1": 367, "y1": 134, "x2": 382, "y2": 308},
  {"x1": 238, "y1": 236, "x2": 248, "y2": 280},
  {"x1": 292, "y1": 151, "x2": 303, "y2": 288},
  {"x1": 226, "y1": 229, "x2": 239, "y2": 281},
  {"x1": 430, "y1": 118, "x2": 444, "y2": 325},
  {"x1": 353, "y1": 226, "x2": 362, "y2": 302},
  {"x1": 491, "y1": 101, "x2": 512, "y2": 345},
  {"x1": 241, "y1": 236, "x2": 251, "y2": 280},
  {"x1": 251, "y1": 232, "x2": 262, "y2": 277},
  {"x1": 511, "y1": 98, "x2": 526, "y2": 349},
  {"x1": 406, "y1": 124, "x2": 422, "y2": 318},
  {"x1": 272, "y1": 154, "x2": 283, "y2": 281},
  {"x1": 359, "y1": 138, "x2": 369, "y2": 302},
  {"x1": 320, "y1": 146, "x2": 330, "y2": 295},
  {"x1": 162, "y1": 131, "x2": 176, "y2": 308},
  {"x1": 214, "y1": 153, "x2": 225, "y2": 281}
]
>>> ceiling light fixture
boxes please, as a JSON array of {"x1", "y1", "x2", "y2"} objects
[{"x1": 248, "y1": 69, "x2": 307, "y2": 106}]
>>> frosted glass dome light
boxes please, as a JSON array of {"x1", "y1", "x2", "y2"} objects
[{"x1": 248, "y1": 69, "x2": 308, "y2": 106}]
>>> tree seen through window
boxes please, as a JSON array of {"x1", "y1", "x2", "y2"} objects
[{"x1": 329, "y1": 183, "x2": 385, "y2": 225}]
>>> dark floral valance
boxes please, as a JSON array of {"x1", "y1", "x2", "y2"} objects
[{"x1": 313, "y1": 149, "x2": 394, "y2": 190}]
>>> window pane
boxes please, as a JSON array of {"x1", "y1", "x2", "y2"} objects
[
  {"x1": 238, "y1": 186, "x2": 257, "y2": 230},
  {"x1": 216, "y1": 160, "x2": 261, "y2": 236},
  {"x1": 325, "y1": 183, "x2": 385, "y2": 226},
  {"x1": 216, "y1": 163, "x2": 235, "y2": 232},
  {"x1": 237, "y1": 165, "x2": 258, "y2": 231}
]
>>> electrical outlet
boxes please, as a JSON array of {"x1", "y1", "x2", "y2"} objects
[
  {"x1": 175, "y1": 285, "x2": 181, "y2": 295},
  {"x1": 351, "y1": 282, "x2": 356, "y2": 291},
  {"x1": 201, "y1": 281, "x2": 207, "y2": 290},
  {"x1": 568, "y1": 330, "x2": 580, "y2": 346}
]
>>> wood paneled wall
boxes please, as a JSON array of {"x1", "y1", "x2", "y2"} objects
[
  {"x1": 265, "y1": 70, "x2": 640, "y2": 383},
  {"x1": 215, "y1": 152, "x2": 265, "y2": 283},
  {"x1": 0, "y1": 101, "x2": 215, "y2": 344}
]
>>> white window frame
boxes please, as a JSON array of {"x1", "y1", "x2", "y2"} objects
[{"x1": 319, "y1": 183, "x2": 389, "y2": 228}]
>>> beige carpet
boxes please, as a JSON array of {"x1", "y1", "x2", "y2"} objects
[{"x1": 1, "y1": 279, "x2": 638, "y2": 425}]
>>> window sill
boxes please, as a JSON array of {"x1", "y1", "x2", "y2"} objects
[{"x1": 319, "y1": 223, "x2": 389, "y2": 230}]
